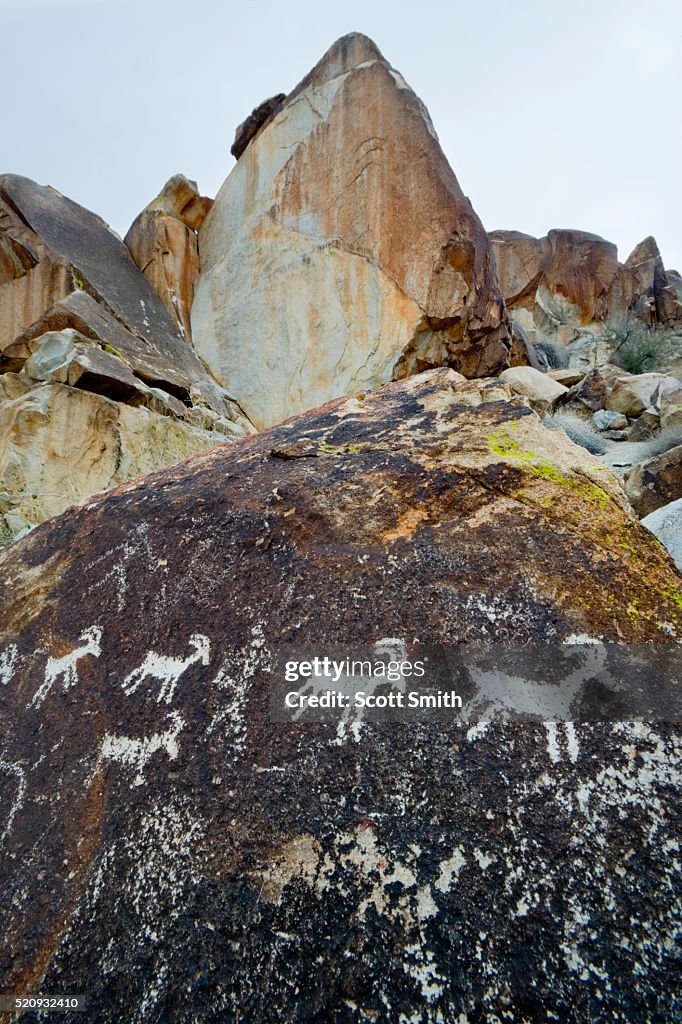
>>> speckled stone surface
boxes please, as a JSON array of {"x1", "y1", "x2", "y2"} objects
[{"x1": 0, "y1": 369, "x2": 680, "y2": 1022}]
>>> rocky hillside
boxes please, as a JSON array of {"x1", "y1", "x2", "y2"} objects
[
  {"x1": 0, "y1": 29, "x2": 681, "y2": 1024},
  {"x1": 490, "y1": 229, "x2": 682, "y2": 373}
]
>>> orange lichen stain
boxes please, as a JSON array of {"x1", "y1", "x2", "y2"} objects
[{"x1": 380, "y1": 506, "x2": 429, "y2": 543}]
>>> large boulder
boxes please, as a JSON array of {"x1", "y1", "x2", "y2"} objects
[
  {"x1": 0, "y1": 373, "x2": 241, "y2": 545},
  {"x1": 624, "y1": 443, "x2": 682, "y2": 517},
  {"x1": 0, "y1": 176, "x2": 252, "y2": 544},
  {"x1": 641, "y1": 497, "x2": 682, "y2": 570},
  {"x1": 490, "y1": 229, "x2": 619, "y2": 343},
  {"x1": 499, "y1": 364, "x2": 567, "y2": 411},
  {"x1": 605, "y1": 372, "x2": 669, "y2": 418},
  {"x1": 124, "y1": 175, "x2": 213, "y2": 344},
  {"x1": 0, "y1": 174, "x2": 228, "y2": 411},
  {"x1": 658, "y1": 376, "x2": 682, "y2": 430},
  {"x1": 193, "y1": 33, "x2": 513, "y2": 430},
  {"x1": 0, "y1": 370, "x2": 680, "y2": 1021}
]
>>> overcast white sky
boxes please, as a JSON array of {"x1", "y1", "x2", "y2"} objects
[{"x1": 1, "y1": 0, "x2": 680, "y2": 268}]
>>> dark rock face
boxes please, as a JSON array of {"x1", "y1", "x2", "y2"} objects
[
  {"x1": 231, "y1": 94, "x2": 287, "y2": 160},
  {"x1": 625, "y1": 442, "x2": 682, "y2": 517},
  {"x1": 0, "y1": 370, "x2": 680, "y2": 1022}
]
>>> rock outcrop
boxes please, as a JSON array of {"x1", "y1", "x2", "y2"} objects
[
  {"x1": 125, "y1": 175, "x2": 213, "y2": 343},
  {"x1": 0, "y1": 175, "x2": 252, "y2": 544},
  {"x1": 624, "y1": 443, "x2": 682, "y2": 517},
  {"x1": 0, "y1": 374, "x2": 236, "y2": 545},
  {"x1": 231, "y1": 94, "x2": 286, "y2": 160},
  {"x1": 490, "y1": 228, "x2": 682, "y2": 353},
  {"x1": 1, "y1": 370, "x2": 680, "y2": 1021},
  {"x1": 499, "y1": 364, "x2": 568, "y2": 412},
  {"x1": 193, "y1": 33, "x2": 513, "y2": 430},
  {"x1": 642, "y1": 497, "x2": 682, "y2": 570}
]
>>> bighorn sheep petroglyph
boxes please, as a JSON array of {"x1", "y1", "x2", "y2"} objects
[
  {"x1": 122, "y1": 634, "x2": 211, "y2": 704},
  {"x1": 29, "y1": 626, "x2": 103, "y2": 709}
]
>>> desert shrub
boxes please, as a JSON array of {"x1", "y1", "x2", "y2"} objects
[
  {"x1": 608, "y1": 316, "x2": 679, "y2": 374},
  {"x1": 534, "y1": 338, "x2": 569, "y2": 370},
  {"x1": 544, "y1": 411, "x2": 609, "y2": 455}
]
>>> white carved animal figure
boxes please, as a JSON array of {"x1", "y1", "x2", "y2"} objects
[
  {"x1": 122, "y1": 634, "x2": 211, "y2": 704},
  {"x1": 0, "y1": 644, "x2": 18, "y2": 686},
  {"x1": 30, "y1": 626, "x2": 103, "y2": 709}
]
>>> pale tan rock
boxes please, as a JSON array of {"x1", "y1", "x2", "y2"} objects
[
  {"x1": 605, "y1": 374, "x2": 668, "y2": 417},
  {"x1": 125, "y1": 210, "x2": 200, "y2": 343},
  {"x1": 499, "y1": 365, "x2": 568, "y2": 411},
  {"x1": 144, "y1": 174, "x2": 213, "y2": 230},
  {"x1": 193, "y1": 33, "x2": 512, "y2": 430},
  {"x1": 629, "y1": 407, "x2": 660, "y2": 441},
  {"x1": 124, "y1": 176, "x2": 215, "y2": 345},
  {"x1": 548, "y1": 368, "x2": 585, "y2": 386},
  {"x1": 0, "y1": 382, "x2": 236, "y2": 545},
  {"x1": 658, "y1": 378, "x2": 682, "y2": 430}
]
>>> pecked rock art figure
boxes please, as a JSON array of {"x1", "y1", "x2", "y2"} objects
[{"x1": 0, "y1": 369, "x2": 681, "y2": 1021}]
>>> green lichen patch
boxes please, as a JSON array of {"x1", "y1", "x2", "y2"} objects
[
  {"x1": 487, "y1": 425, "x2": 611, "y2": 508},
  {"x1": 318, "y1": 442, "x2": 366, "y2": 456}
]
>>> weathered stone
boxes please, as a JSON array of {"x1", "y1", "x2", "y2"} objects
[
  {"x1": 491, "y1": 229, "x2": 682, "y2": 350},
  {"x1": 0, "y1": 369, "x2": 680, "y2": 1020},
  {"x1": 539, "y1": 230, "x2": 619, "y2": 327},
  {"x1": 592, "y1": 409, "x2": 628, "y2": 431},
  {"x1": 508, "y1": 320, "x2": 542, "y2": 369},
  {"x1": 605, "y1": 373, "x2": 668, "y2": 417},
  {"x1": 552, "y1": 367, "x2": 612, "y2": 416},
  {"x1": 547, "y1": 367, "x2": 585, "y2": 387},
  {"x1": 0, "y1": 382, "x2": 234, "y2": 544},
  {"x1": 125, "y1": 206, "x2": 200, "y2": 344},
  {"x1": 658, "y1": 377, "x2": 682, "y2": 430},
  {"x1": 194, "y1": 33, "x2": 512, "y2": 429},
  {"x1": 141, "y1": 174, "x2": 213, "y2": 230},
  {"x1": 231, "y1": 94, "x2": 286, "y2": 160},
  {"x1": 499, "y1": 365, "x2": 567, "y2": 411},
  {"x1": 629, "y1": 407, "x2": 661, "y2": 441},
  {"x1": 641, "y1": 496, "x2": 682, "y2": 570},
  {"x1": 565, "y1": 332, "x2": 617, "y2": 372},
  {"x1": 624, "y1": 443, "x2": 682, "y2": 517},
  {"x1": 0, "y1": 175, "x2": 237, "y2": 419},
  {"x1": 489, "y1": 230, "x2": 547, "y2": 311},
  {"x1": 2, "y1": 289, "x2": 247, "y2": 425}
]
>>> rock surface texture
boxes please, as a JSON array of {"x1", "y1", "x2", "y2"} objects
[
  {"x1": 490, "y1": 229, "x2": 682, "y2": 352},
  {"x1": 193, "y1": 33, "x2": 513, "y2": 430},
  {"x1": 0, "y1": 175, "x2": 251, "y2": 544},
  {"x1": 642, "y1": 497, "x2": 682, "y2": 570},
  {"x1": 1, "y1": 370, "x2": 680, "y2": 1022},
  {"x1": 124, "y1": 175, "x2": 213, "y2": 343}
]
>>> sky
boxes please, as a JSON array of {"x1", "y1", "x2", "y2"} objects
[{"x1": 1, "y1": 0, "x2": 681, "y2": 269}]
